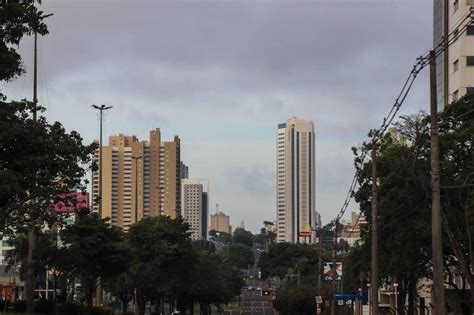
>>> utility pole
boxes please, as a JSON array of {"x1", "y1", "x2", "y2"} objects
[
  {"x1": 91, "y1": 104, "x2": 113, "y2": 217},
  {"x1": 317, "y1": 225, "x2": 323, "y2": 315},
  {"x1": 429, "y1": 49, "x2": 446, "y2": 315},
  {"x1": 371, "y1": 140, "x2": 379, "y2": 315},
  {"x1": 331, "y1": 219, "x2": 338, "y2": 315}
]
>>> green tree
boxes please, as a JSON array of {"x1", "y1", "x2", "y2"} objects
[
  {"x1": 438, "y1": 94, "x2": 474, "y2": 310},
  {"x1": 127, "y1": 216, "x2": 195, "y2": 315},
  {"x1": 347, "y1": 94, "x2": 474, "y2": 312},
  {"x1": 226, "y1": 243, "x2": 254, "y2": 269},
  {"x1": 209, "y1": 229, "x2": 232, "y2": 244},
  {"x1": 232, "y1": 228, "x2": 254, "y2": 247},
  {"x1": 59, "y1": 212, "x2": 129, "y2": 311},
  {"x1": 258, "y1": 243, "x2": 322, "y2": 280},
  {"x1": 189, "y1": 251, "x2": 243, "y2": 315},
  {"x1": 273, "y1": 284, "x2": 317, "y2": 315},
  {"x1": 351, "y1": 116, "x2": 432, "y2": 311},
  {"x1": 254, "y1": 221, "x2": 276, "y2": 248},
  {"x1": 0, "y1": 0, "x2": 48, "y2": 83}
]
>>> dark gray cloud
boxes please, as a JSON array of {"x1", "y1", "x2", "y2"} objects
[{"x1": 3, "y1": 0, "x2": 432, "y2": 232}]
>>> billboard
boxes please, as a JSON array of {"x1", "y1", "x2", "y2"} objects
[
  {"x1": 54, "y1": 192, "x2": 89, "y2": 213},
  {"x1": 323, "y1": 262, "x2": 342, "y2": 281},
  {"x1": 299, "y1": 224, "x2": 312, "y2": 237}
]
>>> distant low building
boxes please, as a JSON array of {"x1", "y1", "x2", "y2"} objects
[
  {"x1": 339, "y1": 212, "x2": 366, "y2": 247},
  {"x1": 181, "y1": 179, "x2": 209, "y2": 240},
  {"x1": 210, "y1": 211, "x2": 230, "y2": 234}
]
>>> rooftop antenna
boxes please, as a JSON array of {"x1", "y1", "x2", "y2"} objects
[{"x1": 215, "y1": 203, "x2": 219, "y2": 214}]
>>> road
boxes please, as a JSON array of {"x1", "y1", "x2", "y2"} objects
[{"x1": 225, "y1": 248, "x2": 274, "y2": 315}]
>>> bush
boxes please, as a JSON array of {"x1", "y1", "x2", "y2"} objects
[
  {"x1": 14, "y1": 300, "x2": 27, "y2": 312},
  {"x1": 90, "y1": 307, "x2": 114, "y2": 315},
  {"x1": 59, "y1": 302, "x2": 82, "y2": 315},
  {"x1": 35, "y1": 298, "x2": 54, "y2": 314}
]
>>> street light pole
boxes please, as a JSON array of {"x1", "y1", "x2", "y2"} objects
[
  {"x1": 91, "y1": 105, "x2": 112, "y2": 308},
  {"x1": 27, "y1": 13, "x2": 53, "y2": 314},
  {"x1": 91, "y1": 104, "x2": 113, "y2": 217}
]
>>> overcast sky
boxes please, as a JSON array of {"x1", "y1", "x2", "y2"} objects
[{"x1": 2, "y1": 0, "x2": 433, "y2": 232}]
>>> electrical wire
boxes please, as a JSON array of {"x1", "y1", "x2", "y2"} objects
[{"x1": 333, "y1": 9, "x2": 473, "y2": 225}]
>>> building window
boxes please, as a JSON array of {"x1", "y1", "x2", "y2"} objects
[
  {"x1": 467, "y1": 87, "x2": 474, "y2": 95},
  {"x1": 467, "y1": 56, "x2": 474, "y2": 66},
  {"x1": 453, "y1": 0, "x2": 459, "y2": 12},
  {"x1": 467, "y1": 25, "x2": 474, "y2": 36},
  {"x1": 453, "y1": 59, "x2": 459, "y2": 72}
]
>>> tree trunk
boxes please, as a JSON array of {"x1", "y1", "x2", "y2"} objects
[
  {"x1": 138, "y1": 295, "x2": 146, "y2": 315},
  {"x1": 398, "y1": 284, "x2": 407, "y2": 315},
  {"x1": 407, "y1": 275, "x2": 417, "y2": 315},
  {"x1": 86, "y1": 276, "x2": 95, "y2": 315}
]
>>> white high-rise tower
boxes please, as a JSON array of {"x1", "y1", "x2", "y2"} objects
[
  {"x1": 433, "y1": 0, "x2": 474, "y2": 107},
  {"x1": 276, "y1": 118, "x2": 316, "y2": 243}
]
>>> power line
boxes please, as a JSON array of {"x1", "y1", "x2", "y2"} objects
[{"x1": 334, "y1": 8, "x2": 473, "y2": 224}]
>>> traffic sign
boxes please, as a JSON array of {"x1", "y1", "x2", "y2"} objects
[{"x1": 315, "y1": 296, "x2": 323, "y2": 304}]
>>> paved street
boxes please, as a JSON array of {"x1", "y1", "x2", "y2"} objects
[{"x1": 225, "y1": 248, "x2": 274, "y2": 315}]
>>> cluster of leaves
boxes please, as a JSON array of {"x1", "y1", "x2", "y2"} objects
[
  {"x1": 8, "y1": 214, "x2": 244, "y2": 315},
  {"x1": 209, "y1": 227, "x2": 256, "y2": 270},
  {"x1": 0, "y1": 0, "x2": 48, "y2": 83},
  {"x1": 0, "y1": 101, "x2": 97, "y2": 234},
  {"x1": 273, "y1": 284, "x2": 318, "y2": 315},
  {"x1": 259, "y1": 242, "x2": 321, "y2": 280},
  {"x1": 259, "y1": 240, "x2": 335, "y2": 315},
  {"x1": 344, "y1": 94, "x2": 474, "y2": 311}
]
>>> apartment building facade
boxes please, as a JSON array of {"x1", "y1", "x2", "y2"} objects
[
  {"x1": 434, "y1": 0, "x2": 474, "y2": 107},
  {"x1": 210, "y1": 211, "x2": 230, "y2": 234},
  {"x1": 276, "y1": 118, "x2": 316, "y2": 243},
  {"x1": 92, "y1": 129, "x2": 181, "y2": 230},
  {"x1": 181, "y1": 179, "x2": 209, "y2": 240}
]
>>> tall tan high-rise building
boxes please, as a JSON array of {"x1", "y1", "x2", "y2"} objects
[
  {"x1": 210, "y1": 211, "x2": 230, "y2": 234},
  {"x1": 276, "y1": 118, "x2": 316, "y2": 243},
  {"x1": 92, "y1": 128, "x2": 181, "y2": 230}
]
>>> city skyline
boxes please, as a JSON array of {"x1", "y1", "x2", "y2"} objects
[{"x1": 2, "y1": 0, "x2": 433, "y2": 232}]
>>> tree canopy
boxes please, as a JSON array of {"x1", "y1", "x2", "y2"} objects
[
  {"x1": 345, "y1": 94, "x2": 474, "y2": 311},
  {"x1": 0, "y1": 0, "x2": 49, "y2": 83}
]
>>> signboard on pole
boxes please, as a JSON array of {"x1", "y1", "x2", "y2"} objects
[
  {"x1": 315, "y1": 296, "x2": 323, "y2": 304},
  {"x1": 323, "y1": 262, "x2": 342, "y2": 281}
]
